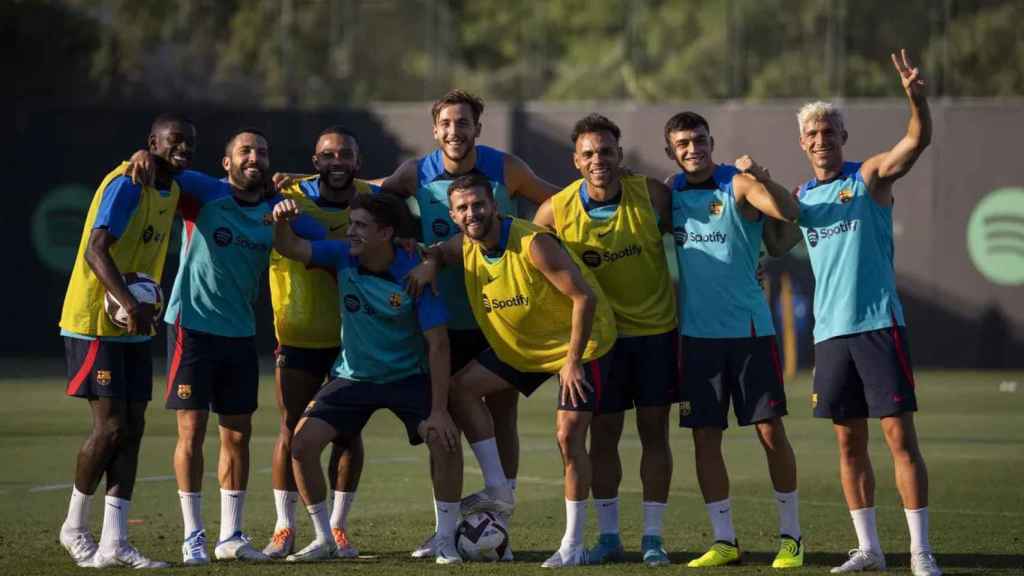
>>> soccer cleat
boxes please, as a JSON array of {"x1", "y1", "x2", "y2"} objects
[
  {"x1": 181, "y1": 529, "x2": 209, "y2": 566},
  {"x1": 641, "y1": 534, "x2": 671, "y2": 567},
  {"x1": 588, "y1": 533, "x2": 625, "y2": 564},
  {"x1": 214, "y1": 531, "x2": 270, "y2": 561},
  {"x1": 501, "y1": 544, "x2": 514, "y2": 562},
  {"x1": 59, "y1": 525, "x2": 98, "y2": 567},
  {"x1": 434, "y1": 534, "x2": 463, "y2": 565},
  {"x1": 332, "y1": 528, "x2": 359, "y2": 558},
  {"x1": 687, "y1": 540, "x2": 741, "y2": 567},
  {"x1": 830, "y1": 549, "x2": 886, "y2": 573},
  {"x1": 91, "y1": 543, "x2": 170, "y2": 569},
  {"x1": 285, "y1": 539, "x2": 337, "y2": 562},
  {"x1": 911, "y1": 551, "x2": 942, "y2": 576},
  {"x1": 410, "y1": 532, "x2": 437, "y2": 558},
  {"x1": 541, "y1": 546, "x2": 590, "y2": 568},
  {"x1": 262, "y1": 527, "x2": 295, "y2": 558},
  {"x1": 461, "y1": 486, "x2": 515, "y2": 516},
  {"x1": 772, "y1": 536, "x2": 804, "y2": 569}
]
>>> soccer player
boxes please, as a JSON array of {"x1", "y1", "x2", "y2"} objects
[
  {"x1": 664, "y1": 111, "x2": 804, "y2": 568},
  {"x1": 412, "y1": 173, "x2": 618, "y2": 568},
  {"x1": 57, "y1": 114, "x2": 193, "y2": 569},
  {"x1": 262, "y1": 126, "x2": 376, "y2": 559},
  {"x1": 765, "y1": 50, "x2": 940, "y2": 576},
  {"x1": 532, "y1": 114, "x2": 677, "y2": 566},
  {"x1": 154, "y1": 129, "x2": 322, "y2": 565},
  {"x1": 379, "y1": 89, "x2": 558, "y2": 558},
  {"x1": 269, "y1": 192, "x2": 463, "y2": 563}
]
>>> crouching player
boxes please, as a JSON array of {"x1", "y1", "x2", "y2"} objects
[{"x1": 271, "y1": 193, "x2": 466, "y2": 563}]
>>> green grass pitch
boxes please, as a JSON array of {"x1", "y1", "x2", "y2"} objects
[{"x1": 1, "y1": 363, "x2": 1021, "y2": 574}]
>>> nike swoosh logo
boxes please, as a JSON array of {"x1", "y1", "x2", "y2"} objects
[
  {"x1": 108, "y1": 504, "x2": 121, "y2": 509},
  {"x1": 329, "y1": 224, "x2": 345, "y2": 231},
  {"x1": 719, "y1": 508, "x2": 730, "y2": 514},
  {"x1": 597, "y1": 230, "x2": 612, "y2": 238},
  {"x1": 158, "y1": 209, "x2": 168, "y2": 214}
]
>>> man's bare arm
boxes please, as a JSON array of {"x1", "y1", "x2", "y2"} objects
[
  {"x1": 505, "y1": 153, "x2": 559, "y2": 206},
  {"x1": 532, "y1": 198, "x2": 556, "y2": 230},
  {"x1": 378, "y1": 158, "x2": 419, "y2": 199}
]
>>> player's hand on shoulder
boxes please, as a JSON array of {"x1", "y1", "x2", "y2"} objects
[
  {"x1": 406, "y1": 253, "x2": 440, "y2": 298},
  {"x1": 559, "y1": 359, "x2": 592, "y2": 408},
  {"x1": 735, "y1": 155, "x2": 770, "y2": 181},
  {"x1": 272, "y1": 172, "x2": 304, "y2": 191},
  {"x1": 272, "y1": 198, "x2": 301, "y2": 222},
  {"x1": 126, "y1": 149, "x2": 156, "y2": 187}
]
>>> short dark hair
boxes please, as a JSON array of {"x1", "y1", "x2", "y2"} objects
[
  {"x1": 318, "y1": 125, "x2": 358, "y2": 142},
  {"x1": 431, "y1": 89, "x2": 485, "y2": 124},
  {"x1": 225, "y1": 127, "x2": 269, "y2": 155},
  {"x1": 571, "y1": 113, "x2": 621, "y2": 144},
  {"x1": 150, "y1": 113, "x2": 194, "y2": 136},
  {"x1": 663, "y1": 112, "x2": 711, "y2": 145},
  {"x1": 350, "y1": 192, "x2": 411, "y2": 236},
  {"x1": 447, "y1": 173, "x2": 493, "y2": 199}
]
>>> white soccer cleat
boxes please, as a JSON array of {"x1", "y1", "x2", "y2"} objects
[
  {"x1": 541, "y1": 546, "x2": 590, "y2": 568},
  {"x1": 91, "y1": 543, "x2": 170, "y2": 569},
  {"x1": 461, "y1": 486, "x2": 515, "y2": 516},
  {"x1": 410, "y1": 532, "x2": 437, "y2": 558},
  {"x1": 214, "y1": 531, "x2": 270, "y2": 561},
  {"x1": 434, "y1": 534, "x2": 463, "y2": 565},
  {"x1": 181, "y1": 529, "x2": 209, "y2": 565},
  {"x1": 285, "y1": 539, "x2": 337, "y2": 562},
  {"x1": 59, "y1": 524, "x2": 98, "y2": 567},
  {"x1": 831, "y1": 548, "x2": 887, "y2": 573},
  {"x1": 911, "y1": 551, "x2": 942, "y2": 576},
  {"x1": 262, "y1": 527, "x2": 295, "y2": 558}
]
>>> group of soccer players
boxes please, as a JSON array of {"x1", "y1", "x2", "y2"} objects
[{"x1": 56, "y1": 49, "x2": 941, "y2": 575}]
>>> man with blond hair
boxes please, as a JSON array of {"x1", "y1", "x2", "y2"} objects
[{"x1": 766, "y1": 50, "x2": 940, "y2": 576}]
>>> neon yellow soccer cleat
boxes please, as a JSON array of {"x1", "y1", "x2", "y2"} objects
[
  {"x1": 687, "y1": 540, "x2": 741, "y2": 567},
  {"x1": 772, "y1": 536, "x2": 804, "y2": 569}
]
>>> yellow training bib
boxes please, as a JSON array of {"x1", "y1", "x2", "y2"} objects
[
  {"x1": 59, "y1": 162, "x2": 179, "y2": 336},
  {"x1": 269, "y1": 178, "x2": 373, "y2": 348},
  {"x1": 551, "y1": 176, "x2": 676, "y2": 336},
  {"x1": 464, "y1": 217, "x2": 617, "y2": 373}
]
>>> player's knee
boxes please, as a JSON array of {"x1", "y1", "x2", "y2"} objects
[{"x1": 290, "y1": 434, "x2": 317, "y2": 463}]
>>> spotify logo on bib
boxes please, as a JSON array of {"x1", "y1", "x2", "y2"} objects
[{"x1": 967, "y1": 187, "x2": 1024, "y2": 286}]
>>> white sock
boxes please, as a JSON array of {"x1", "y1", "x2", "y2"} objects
[
  {"x1": 904, "y1": 507, "x2": 931, "y2": 554},
  {"x1": 331, "y1": 491, "x2": 356, "y2": 531},
  {"x1": 64, "y1": 486, "x2": 93, "y2": 531},
  {"x1": 273, "y1": 489, "x2": 298, "y2": 531},
  {"x1": 307, "y1": 501, "x2": 332, "y2": 545},
  {"x1": 99, "y1": 496, "x2": 130, "y2": 551},
  {"x1": 219, "y1": 489, "x2": 246, "y2": 542},
  {"x1": 642, "y1": 501, "x2": 667, "y2": 537},
  {"x1": 774, "y1": 489, "x2": 801, "y2": 540},
  {"x1": 560, "y1": 499, "x2": 588, "y2": 551},
  {"x1": 706, "y1": 498, "x2": 736, "y2": 544},
  {"x1": 594, "y1": 497, "x2": 620, "y2": 535},
  {"x1": 850, "y1": 507, "x2": 882, "y2": 553},
  {"x1": 470, "y1": 438, "x2": 508, "y2": 489},
  {"x1": 178, "y1": 491, "x2": 203, "y2": 538},
  {"x1": 435, "y1": 500, "x2": 461, "y2": 538}
]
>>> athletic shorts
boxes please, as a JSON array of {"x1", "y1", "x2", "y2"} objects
[
  {"x1": 64, "y1": 337, "x2": 153, "y2": 402},
  {"x1": 275, "y1": 344, "x2": 339, "y2": 383},
  {"x1": 164, "y1": 324, "x2": 259, "y2": 415},
  {"x1": 475, "y1": 348, "x2": 614, "y2": 413},
  {"x1": 812, "y1": 325, "x2": 917, "y2": 420},
  {"x1": 449, "y1": 329, "x2": 490, "y2": 374},
  {"x1": 304, "y1": 374, "x2": 430, "y2": 445},
  {"x1": 601, "y1": 330, "x2": 679, "y2": 412},
  {"x1": 678, "y1": 335, "x2": 787, "y2": 429}
]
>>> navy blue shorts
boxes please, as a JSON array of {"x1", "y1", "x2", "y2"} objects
[
  {"x1": 475, "y1": 348, "x2": 615, "y2": 413},
  {"x1": 812, "y1": 325, "x2": 917, "y2": 420},
  {"x1": 602, "y1": 330, "x2": 680, "y2": 412},
  {"x1": 678, "y1": 335, "x2": 788, "y2": 429},
  {"x1": 449, "y1": 329, "x2": 490, "y2": 374},
  {"x1": 275, "y1": 344, "x2": 339, "y2": 382},
  {"x1": 164, "y1": 324, "x2": 259, "y2": 415},
  {"x1": 64, "y1": 337, "x2": 153, "y2": 402},
  {"x1": 304, "y1": 374, "x2": 431, "y2": 445}
]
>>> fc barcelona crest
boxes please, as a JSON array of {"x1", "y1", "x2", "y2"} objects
[
  {"x1": 389, "y1": 293, "x2": 403, "y2": 309},
  {"x1": 708, "y1": 200, "x2": 723, "y2": 216},
  {"x1": 95, "y1": 370, "x2": 112, "y2": 386},
  {"x1": 680, "y1": 401, "x2": 692, "y2": 416},
  {"x1": 178, "y1": 384, "x2": 192, "y2": 400}
]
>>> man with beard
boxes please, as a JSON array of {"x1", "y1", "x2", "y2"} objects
[
  {"x1": 262, "y1": 126, "x2": 376, "y2": 559},
  {"x1": 764, "y1": 50, "x2": 940, "y2": 576},
  {"x1": 380, "y1": 89, "x2": 558, "y2": 559},
  {"x1": 57, "y1": 114, "x2": 194, "y2": 569},
  {"x1": 531, "y1": 114, "x2": 677, "y2": 566},
  {"x1": 411, "y1": 173, "x2": 618, "y2": 568},
  {"x1": 664, "y1": 111, "x2": 803, "y2": 569},
  {"x1": 129, "y1": 129, "x2": 323, "y2": 565}
]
